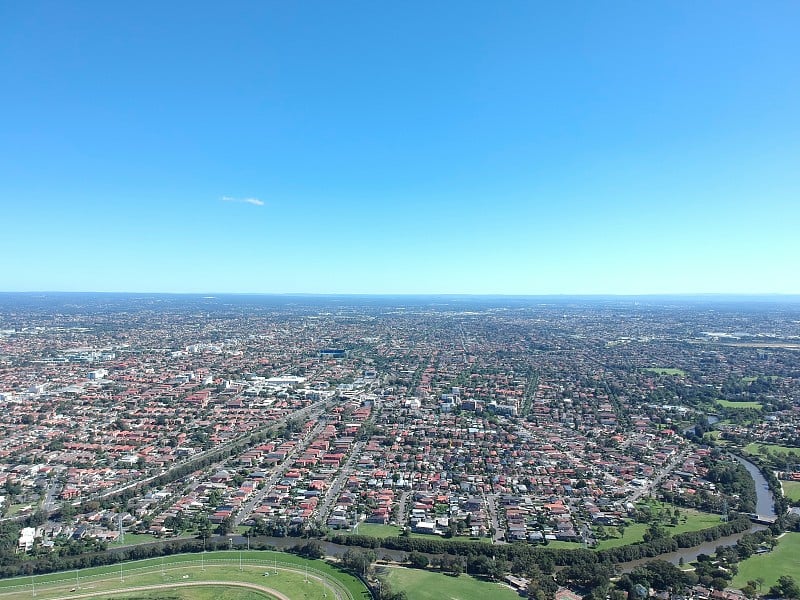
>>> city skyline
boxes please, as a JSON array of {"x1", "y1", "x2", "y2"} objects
[{"x1": 2, "y1": 2, "x2": 799, "y2": 295}]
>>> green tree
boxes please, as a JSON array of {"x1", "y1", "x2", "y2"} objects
[
  {"x1": 407, "y1": 551, "x2": 429, "y2": 569},
  {"x1": 770, "y1": 575, "x2": 800, "y2": 599}
]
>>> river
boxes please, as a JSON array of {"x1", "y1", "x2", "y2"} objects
[
  {"x1": 246, "y1": 416, "x2": 778, "y2": 571},
  {"x1": 619, "y1": 452, "x2": 776, "y2": 572}
]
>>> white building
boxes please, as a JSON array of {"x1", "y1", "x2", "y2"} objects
[{"x1": 18, "y1": 527, "x2": 37, "y2": 552}]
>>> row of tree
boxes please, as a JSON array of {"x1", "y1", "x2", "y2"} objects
[{"x1": 328, "y1": 514, "x2": 752, "y2": 569}]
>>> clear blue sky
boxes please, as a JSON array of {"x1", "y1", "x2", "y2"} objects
[{"x1": 1, "y1": 1, "x2": 798, "y2": 295}]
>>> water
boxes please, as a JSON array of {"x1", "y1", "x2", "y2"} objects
[
  {"x1": 734, "y1": 454, "x2": 775, "y2": 518},
  {"x1": 619, "y1": 453, "x2": 776, "y2": 572}
]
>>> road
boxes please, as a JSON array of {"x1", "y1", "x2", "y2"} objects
[
  {"x1": 314, "y1": 440, "x2": 365, "y2": 525},
  {"x1": 234, "y1": 410, "x2": 330, "y2": 526},
  {"x1": 629, "y1": 447, "x2": 691, "y2": 503},
  {"x1": 484, "y1": 493, "x2": 505, "y2": 543}
]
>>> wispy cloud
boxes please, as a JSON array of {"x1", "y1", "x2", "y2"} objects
[{"x1": 221, "y1": 196, "x2": 265, "y2": 207}]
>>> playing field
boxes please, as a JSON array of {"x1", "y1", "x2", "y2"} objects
[
  {"x1": 643, "y1": 368, "x2": 686, "y2": 377},
  {"x1": 731, "y1": 533, "x2": 800, "y2": 590},
  {"x1": 339, "y1": 523, "x2": 490, "y2": 543},
  {"x1": 0, "y1": 551, "x2": 369, "y2": 600},
  {"x1": 383, "y1": 566, "x2": 519, "y2": 600},
  {"x1": 782, "y1": 480, "x2": 800, "y2": 502},
  {"x1": 715, "y1": 399, "x2": 762, "y2": 410},
  {"x1": 744, "y1": 442, "x2": 800, "y2": 458}
]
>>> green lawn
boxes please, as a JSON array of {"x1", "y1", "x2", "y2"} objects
[
  {"x1": 782, "y1": 480, "x2": 800, "y2": 502},
  {"x1": 110, "y1": 533, "x2": 163, "y2": 547},
  {"x1": 383, "y1": 566, "x2": 520, "y2": 600},
  {"x1": 3, "y1": 504, "x2": 33, "y2": 517},
  {"x1": 101, "y1": 587, "x2": 270, "y2": 600},
  {"x1": 644, "y1": 368, "x2": 686, "y2": 377},
  {"x1": 345, "y1": 523, "x2": 402, "y2": 538},
  {"x1": 594, "y1": 506, "x2": 724, "y2": 550},
  {"x1": 338, "y1": 523, "x2": 490, "y2": 543},
  {"x1": 715, "y1": 399, "x2": 762, "y2": 410},
  {"x1": 0, "y1": 551, "x2": 369, "y2": 600},
  {"x1": 744, "y1": 442, "x2": 800, "y2": 458},
  {"x1": 732, "y1": 533, "x2": 800, "y2": 591}
]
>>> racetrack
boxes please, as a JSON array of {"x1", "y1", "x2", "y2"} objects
[
  {"x1": 45, "y1": 580, "x2": 292, "y2": 600},
  {"x1": 0, "y1": 557, "x2": 358, "y2": 600}
]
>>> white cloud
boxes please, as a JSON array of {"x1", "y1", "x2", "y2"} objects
[{"x1": 221, "y1": 196, "x2": 264, "y2": 207}]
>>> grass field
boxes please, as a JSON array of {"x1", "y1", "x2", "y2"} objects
[
  {"x1": 382, "y1": 566, "x2": 519, "y2": 600},
  {"x1": 715, "y1": 399, "x2": 762, "y2": 410},
  {"x1": 732, "y1": 533, "x2": 800, "y2": 591},
  {"x1": 538, "y1": 506, "x2": 723, "y2": 551},
  {"x1": 99, "y1": 587, "x2": 270, "y2": 599},
  {"x1": 644, "y1": 368, "x2": 686, "y2": 377},
  {"x1": 110, "y1": 533, "x2": 163, "y2": 547},
  {"x1": 744, "y1": 442, "x2": 800, "y2": 458},
  {"x1": 344, "y1": 523, "x2": 401, "y2": 538},
  {"x1": 782, "y1": 480, "x2": 800, "y2": 502},
  {"x1": 593, "y1": 505, "x2": 723, "y2": 550},
  {"x1": 338, "y1": 523, "x2": 490, "y2": 543},
  {"x1": 0, "y1": 551, "x2": 369, "y2": 600}
]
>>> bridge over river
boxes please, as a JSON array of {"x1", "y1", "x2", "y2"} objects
[{"x1": 620, "y1": 452, "x2": 778, "y2": 572}]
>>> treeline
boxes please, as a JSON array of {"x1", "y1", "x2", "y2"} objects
[
  {"x1": 597, "y1": 515, "x2": 751, "y2": 563},
  {"x1": 67, "y1": 421, "x2": 285, "y2": 514},
  {"x1": 328, "y1": 515, "x2": 752, "y2": 568},
  {"x1": 0, "y1": 535, "x2": 289, "y2": 580}
]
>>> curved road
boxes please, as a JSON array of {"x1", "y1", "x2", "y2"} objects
[
  {"x1": 0, "y1": 561, "x2": 352, "y2": 600},
  {"x1": 48, "y1": 581, "x2": 292, "y2": 600}
]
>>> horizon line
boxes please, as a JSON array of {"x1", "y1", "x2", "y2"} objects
[{"x1": 2, "y1": 290, "x2": 800, "y2": 299}]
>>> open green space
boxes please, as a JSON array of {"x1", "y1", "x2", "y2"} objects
[
  {"x1": 592, "y1": 505, "x2": 724, "y2": 550},
  {"x1": 101, "y1": 587, "x2": 269, "y2": 600},
  {"x1": 382, "y1": 566, "x2": 520, "y2": 600},
  {"x1": 345, "y1": 523, "x2": 401, "y2": 538},
  {"x1": 715, "y1": 399, "x2": 762, "y2": 410},
  {"x1": 0, "y1": 551, "x2": 369, "y2": 600},
  {"x1": 3, "y1": 504, "x2": 33, "y2": 517},
  {"x1": 744, "y1": 442, "x2": 800, "y2": 458},
  {"x1": 782, "y1": 480, "x2": 800, "y2": 502},
  {"x1": 536, "y1": 506, "x2": 723, "y2": 551},
  {"x1": 338, "y1": 523, "x2": 490, "y2": 543},
  {"x1": 732, "y1": 533, "x2": 800, "y2": 591},
  {"x1": 110, "y1": 533, "x2": 162, "y2": 547},
  {"x1": 643, "y1": 368, "x2": 686, "y2": 377}
]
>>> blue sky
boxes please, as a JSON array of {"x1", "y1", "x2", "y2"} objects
[{"x1": 1, "y1": 1, "x2": 798, "y2": 294}]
